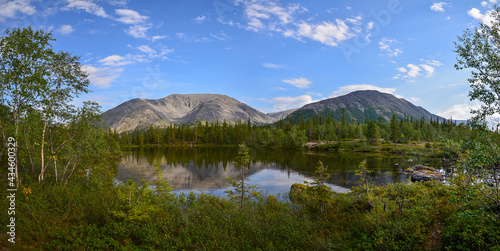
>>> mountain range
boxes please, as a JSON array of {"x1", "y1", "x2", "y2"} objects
[{"x1": 101, "y1": 91, "x2": 447, "y2": 133}]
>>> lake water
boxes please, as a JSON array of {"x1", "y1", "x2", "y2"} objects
[{"x1": 115, "y1": 147, "x2": 453, "y2": 197}]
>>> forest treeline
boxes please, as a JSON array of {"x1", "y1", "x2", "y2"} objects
[{"x1": 117, "y1": 110, "x2": 481, "y2": 149}]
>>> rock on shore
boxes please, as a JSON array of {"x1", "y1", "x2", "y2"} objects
[{"x1": 405, "y1": 165, "x2": 444, "y2": 182}]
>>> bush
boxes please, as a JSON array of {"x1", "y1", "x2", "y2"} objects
[{"x1": 442, "y1": 208, "x2": 500, "y2": 250}]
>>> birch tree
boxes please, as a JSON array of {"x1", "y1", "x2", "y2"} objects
[{"x1": 0, "y1": 27, "x2": 92, "y2": 184}]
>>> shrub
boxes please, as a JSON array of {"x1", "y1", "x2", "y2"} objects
[{"x1": 442, "y1": 208, "x2": 500, "y2": 250}]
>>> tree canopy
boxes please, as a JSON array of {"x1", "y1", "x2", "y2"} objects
[
  {"x1": 454, "y1": 7, "x2": 500, "y2": 129},
  {"x1": 0, "y1": 27, "x2": 119, "y2": 185}
]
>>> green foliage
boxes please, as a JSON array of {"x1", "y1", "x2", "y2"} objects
[
  {"x1": 117, "y1": 106, "x2": 472, "y2": 155},
  {"x1": 460, "y1": 130, "x2": 500, "y2": 207},
  {"x1": 302, "y1": 161, "x2": 334, "y2": 214},
  {"x1": 443, "y1": 208, "x2": 500, "y2": 250},
  {"x1": 225, "y1": 144, "x2": 261, "y2": 207},
  {"x1": 452, "y1": 7, "x2": 500, "y2": 224},
  {"x1": 454, "y1": 6, "x2": 500, "y2": 127},
  {"x1": 391, "y1": 114, "x2": 400, "y2": 146},
  {"x1": 354, "y1": 159, "x2": 372, "y2": 198},
  {"x1": 0, "y1": 27, "x2": 119, "y2": 186},
  {"x1": 14, "y1": 169, "x2": 500, "y2": 250},
  {"x1": 152, "y1": 161, "x2": 174, "y2": 203}
]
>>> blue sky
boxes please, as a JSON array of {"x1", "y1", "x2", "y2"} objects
[{"x1": 0, "y1": 0, "x2": 497, "y2": 120}]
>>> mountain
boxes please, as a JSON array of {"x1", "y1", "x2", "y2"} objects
[
  {"x1": 286, "y1": 90, "x2": 444, "y2": 123},
  {"x1": 101, "y1": 94, "x2": 276, "y2": 133},
  {"x1": 267, "y1": 108, "x2": 299, "y2": 121},
  {"x1": 101, "y1": 90, "x2": 451, "y2": 133}
]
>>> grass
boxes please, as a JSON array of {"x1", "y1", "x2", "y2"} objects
[
  {"x1": 6, "y1": 173, "x2": 500, "y2": 250},
  {"x1": 310, "y1": 140, "x2": 451, "y2": 158}
]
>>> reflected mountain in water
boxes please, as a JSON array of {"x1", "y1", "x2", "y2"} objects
[
  {"x1": 115, "y1": 147, "x2": 452, "y2": 195},
  {"x1": 118, "y1": 153, "x2": 276, "y2": 190}
]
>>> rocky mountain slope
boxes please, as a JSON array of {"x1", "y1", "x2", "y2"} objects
[
  {"x1": 101, "y1": 91, "x2": 448, "y2": 133},
  {"x1": 287, "y1": 90, "x2": 443, "y2": 123},
  {"x1": 101, "y1": 94, "x2": 276, "y2": 133},
  {"x1": 267, "y1": 108, "x2": 299, "y2": 121}
]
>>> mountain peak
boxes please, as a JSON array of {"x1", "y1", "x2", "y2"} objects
[
  {"x1": 288, "y1": 90, "x2": 441, "y2": 122},
  {"x1": 101, "y1": 93, "x2": 275, "y2": 133}
]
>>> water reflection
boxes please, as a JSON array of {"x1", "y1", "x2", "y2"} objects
[{"x1": 116, "y1": 147, "x2": 451, "y2": 196}]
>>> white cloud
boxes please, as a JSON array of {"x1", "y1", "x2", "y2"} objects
[
  {"x1": 137, "y1": 45, "x2": 156, "y2": 54},
  {"x1": 210, "y1": 31, "x2": 231, "y2": 40},
  {"x1": 0, "y1": 0, "x2": 36, "y2": 21},
  {"x1": 395, "y1": 60, "x2": 442, "y2": 79},
  {"x1": 306, "y1": 92, "x2": 323, "y2": 96},
  {"x1": 419, "y1": 64, "x2": 435, "y2": 77},
  {"x1": 346, "y1": 15, "x2": 362, "y2": 26},
  {"x1": 115, "y1": 9, "x2": 149, "y2": 24},
  {"x1": 430, "y1": 2, "x2": 451, "y2": 12},
  {"x1": 63, "y1": 0, "x2": 108, "y2": 18},
  {"x1": 468, "y1": 8, "x2": 495, "y2": 26},
  {"x1": 409, "y1": 97, "x2": 420, "y2": 103},
  {"x1": 481, "y1": 0, "x2": 497, "y2": 8},
  {"x1": 102, "y1": 46, "x2": 172, "y2": 65},
  {"x1": 98, "y1": 55, "x2": 132, "y2": 66},
  {"x1": 176, "y1": 32, "x2": 186, "y2": 39},
  {"x1": 407, "y1": 64, "x2": 421, "y2": 77},
  {"x1": 82, "y1": 65, "x2": 123, "y2": 88},
  {"x1": 151, "y1": 35, "x2": 167, "y2": 42},
  {"x1": 159, "y1": 47, "x2": 174, "y2": 57},
  {"x1": 367, "y1": 21, "x2": 374, "y2": 30},
  {"x1": 282, "y1": 77, "x2": 312, "y2": 88},
  {"x1": 237, "y1": 0, "x2": 302, "y2": 31},
  {"x1": 295, "y1": 19, "x2": 355, "y2": 47},
  {"x1": 397, "y1": 67, "x2": 407, "y2": 73},
  {"x1": 194, "y1": 15, "x2": 206, "y2": 22},
  {"x1": 263, "y1": 63, "x2": 287, "y2": 69},
  {"x1": 266, "y1": 95, "x2": 316, "y2": 111},
  {"x1": 112, "y1": 8, "x2": 152, "y2": 39},
  {"x1": 126, "y1": 24, "x2": 150, "y2": 38},
  {"x1": 108, "y1": 0, "x2": 128, "y2": 6},
  {"x1": 425, "y1": 60, "x2": 443, "y2": 66},
  {"x1": 57, "y1": 24, "x2": 74, "y2": 35},
  {"x1": 437, "y1": 104, "x2": 478, "y2": 120},
  {"x1": 231, "y1": 0, "x2": 361, "y2": 47},
  {"x1": 379, "y1": 38, "x2": 402, "y2": 57},
  {"x1": 331, "y1": 84, "x2": 397, "y2": 97}
]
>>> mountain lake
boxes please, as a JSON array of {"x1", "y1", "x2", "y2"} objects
[{"x1": 115, "y1": 146, "x2": 456, "y2": 198}]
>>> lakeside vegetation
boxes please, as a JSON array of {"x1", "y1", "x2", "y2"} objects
[
  {"x1": 8, "y1": 156, "x2": 500, "y2": 250},
  {"x1": 117, "y1": 111, "x2": 479, "y2": 156},
  {"x1": 2, "y1": 14, "x2": 500, "y2": 250}
]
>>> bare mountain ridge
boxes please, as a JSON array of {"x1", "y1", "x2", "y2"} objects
[
  {"x1": 288, "y1": 90, "x2": 442, "y2": 122},
  {"x1": 101, "y1": 94, "x2": 277, "y2": 133},
  {"x1": 101, "y1": 91, "x2": 446, "y2": 133}
]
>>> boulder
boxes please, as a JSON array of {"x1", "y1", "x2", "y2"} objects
[
  {"x1": 405, "y1": 165, "x2": 435, "y2": 173},
  {"x1": 407, "y1": 165, "x2": 444, "y2": 182}
]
